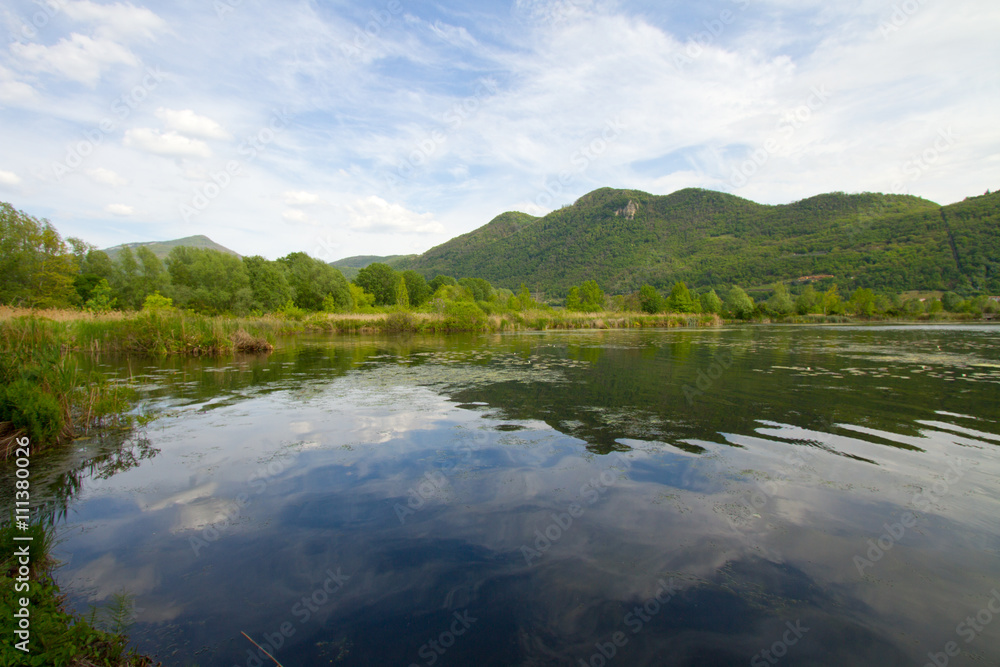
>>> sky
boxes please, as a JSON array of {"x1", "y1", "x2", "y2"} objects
[{"x1": 0, "y1": 0, "x2": 997, "y2": 262}]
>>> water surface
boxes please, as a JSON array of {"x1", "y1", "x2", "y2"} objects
[{"x1": 10, "y1": 325, "x2": 1000, "y2": 666}]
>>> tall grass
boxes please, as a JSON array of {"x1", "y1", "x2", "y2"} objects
[{"x1": 0, "y1": 518, "x2": 159, "y2": 666}]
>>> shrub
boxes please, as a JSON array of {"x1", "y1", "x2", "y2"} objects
[
  {"x1": 0, "y1": 379, "x2": 64, "y2": 444},
  {"x1": 442, "y1": 301, "x2": 486, "y2": 331}
]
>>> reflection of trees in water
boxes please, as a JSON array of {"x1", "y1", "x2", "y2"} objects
[{"x1": 3, "y1": 430, "x2": 160, "y2": 527}]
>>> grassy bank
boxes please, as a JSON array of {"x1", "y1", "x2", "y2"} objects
[
  {"x1": 298, "y1": 308, "x2": 722, "y2": 333},
  {"x1": 0, "y1": 520, "x2": 159, "y2": 666}
]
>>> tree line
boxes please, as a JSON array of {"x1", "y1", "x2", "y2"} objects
[{"x1": 1, "y1": 202, "x2": 996, "y2": 319}]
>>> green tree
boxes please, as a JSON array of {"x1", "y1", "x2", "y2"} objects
[
  {"x1": 767, "y1": 282, "x2": 794, "y2": 316},
  {"x1": 112, "y1": 246, "x2": 142, "y2": 310},
  {"x1": 848, "y1": 288, "x2": 876, "y2": 317},
  {"x1": 166, "y1": 246, "x2": 252, "y2": 314},
  {"x1": 941, "y1": 292, "x2": 963, "y2": 312},
  {"x1": 795, "y1": 285, "x2": 821, "y2": 315},
  {"x1": 725, "y1": 286, "x2": 755, "y2": 319},
  {"x1": 566, "y1": 280, "x2": 604, "y2": 312},
  {"x1": 700, "y1": 289, "x2": 723, "y2": 315},
  {"x1": 74, "y1": 248, "x2": 114, "y2": 305},
  {"x1": 429, "y1": 275, "x2": 457, "y2": 293},
  {"x1": 514, "y1": 284, "x2": 536, "y2": 310},
  {"x1": 395, "y1": 275, "x2": 410, "y2": 308},
  {"x1": 0, "y1": 203, "x2": 76, "y2": 307},
  {"x1": 244, "y1": 255, "x2": 292, "y2": 312},
  {"x1": 401, "y1": 270, "x2": 431, "y2": 307},
  {"x1": 639, "y1": 284, "x2": 663, "y2": 313},
  {"x1": 458, "y1": 277, "x2": 495, "y2": 303},
  {"x1": 136, "y1": 246, "x2": 167, "y2": 302},
  {"x1": 279, "y1": 252, "x2": 351, "y2": 312},
  {"x1": 84, "y1": 278, "x2": 116, "y2": 313},
  {"x1": 354, "y1": 263, "x2": 400, "y2": 306},
  {"x1": 666, "y1": 282, "x2": 698, "y2": 313},
  {"x1": 822, "y1": 285, "x2": 843, "y2": 315}
]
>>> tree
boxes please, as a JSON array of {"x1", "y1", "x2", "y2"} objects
[
  {"x1": 244, "y1": 255, "x2": 292, "y2": 312},
  {"x1": 354, "y1": 263, "x2": 400, "y2": 306},
  {"x1": 401, "y1": 270, "x2": 431, "y2": 307},
  {"x1": 279, "y1": 252, "x2": 351, "y2": 312},
  {"x1": 136, "y1": 246, "x2": 167, "y2": 302},
  {"x1": 566, "y1": 280, "x2": 604, "y2": 312},
  {"x1": 514, "y1": 283, "x2": 536, "y2": 310},
  {"x1": 395, "y1": 275, "x2": 409, "y2": 308},
  {"x1": 166, "y1": 246, "x2": 252, "y2": 314},
  {"x1": 84, "y1": 279, "x2": 116, "y2": 313},
  {"x1": 0, "y1": 203, "x2": 78, "y2": 307},
  {"x1": 767, "y1": 282, "x2": 794, "y2": 316},
  {"x1": 639, "y1": 284, "x2": 663, "y2": 313},
  {"x1": 429, "y1": 275, "x2": 457, "y2": 293},
  {"x1": 941, "y1": 292, "x2": 963, "y2": 312},
  {"x1": 725, "y1": 286, "x2": 755, "y2": 319},
  {"x1": 700, "y1": 289, "x2": 723, "y2": 315},
  {"x1": 458, "y1": 277, "x2": 494, "y2": 303},
  {"x1": 822, "y1": 285, "x2": 843, "y2": 315},
  {"x1": 666, "y1": 282, "x2": 698, "y2": 313},
  {"x1": 795, "y1": 285, "x2": 821, "y2": 315},
  {"x1": 112, "y1": 246, "x2": 142, "y2": 310},
  {"x1": 848, "y1": 288, "x2": 876, "y2": 317}
]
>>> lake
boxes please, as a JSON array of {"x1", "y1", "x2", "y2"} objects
[{"x1": 11, "y1": 324, "x2": 1000, "y2": 666}]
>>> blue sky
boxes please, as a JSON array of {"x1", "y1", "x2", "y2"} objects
[{"x1": 0, "y1": 0, "x2": 997, "y2": 261}]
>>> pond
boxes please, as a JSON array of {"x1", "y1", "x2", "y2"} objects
[{"x1": 9, "y1": 325, "x2": 1000, "y2": 666}]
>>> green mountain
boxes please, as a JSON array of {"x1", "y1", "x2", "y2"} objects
[
  {"x1": 329, "y1": 254, "x2": 415, "y2": 280},
  {"x1": 394, "y1": 187, "x2": 1000, "y2": 294},
  {"x1": 103, "y1": 235, "x2": 240, "y2": 261}
]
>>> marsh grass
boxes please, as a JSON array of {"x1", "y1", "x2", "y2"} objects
[{"x1": 0, "y1": 519, "x2": 160, "y2": 666}]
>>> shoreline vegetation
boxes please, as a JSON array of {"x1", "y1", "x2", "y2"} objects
[{"x1": 1, "y1": 520, "x2": 160, "y2": 667}]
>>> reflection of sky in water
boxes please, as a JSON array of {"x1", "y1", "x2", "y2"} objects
[{"x1": 33, "y1": 326, "x2": 1000, "y2": 666}]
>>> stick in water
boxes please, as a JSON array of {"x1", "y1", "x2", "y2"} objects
[{"x1": 241, "y1": 631, "x2": 285, "y2": 667}]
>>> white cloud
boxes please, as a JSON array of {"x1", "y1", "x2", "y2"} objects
[
  {"x1": 61, "y1": 0, "x2": 167, "y2": 42},
  {"x1": 0, "y1": 64, "x2": 37, "y2": 106},
  {"x1": 284, "y1": 190, "x2": 321, "y2": 205},
  {"x1": 0, "y1": 170, "x2": 22, "y2": 186},
  {"x1": 345, "y1": 196, "x2": 445, "y2": 234},
  {"x1": 155, "y1": 108, "x2": 232, "y2": 140},
  {"x1": 10, "y1": 33, "x2": 138, "y2": 86},
  {"x1": 105, "y1": 203, "x2": 135, "y2": 216},
  {"x1": 124, "y1": 128, "x2": 212, "y2": 158},
  {"x1": 282, "y1": 209, "x2": 309, "y2": 223},
  {"x1": 85, "y1": 167, "x2": 127, "y2": 187}
]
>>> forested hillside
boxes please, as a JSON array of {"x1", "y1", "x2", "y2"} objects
[
  {"x1": 395, "y1": 188, "x2": 1000, "y2": 295},
  {"x1": 104, "y1": 235, "x2": 239, "y2": 261}
]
